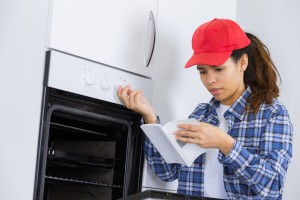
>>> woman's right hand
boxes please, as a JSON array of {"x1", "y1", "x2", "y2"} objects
[{"x1": 117, "y1": 85, "x2": 157, "y2": 124}]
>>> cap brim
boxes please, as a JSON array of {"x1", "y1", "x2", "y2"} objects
[{"x1": 185, "y1": 51, "x2": 232, "y2": 68}]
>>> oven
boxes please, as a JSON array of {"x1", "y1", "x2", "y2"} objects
[{"x1": 33, "y1": 50, "x2": 153, "y2": 200}]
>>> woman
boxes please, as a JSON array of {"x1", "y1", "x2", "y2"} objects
[{"x1": 117, "y1": 18, "x2": 293, "y2": 199}]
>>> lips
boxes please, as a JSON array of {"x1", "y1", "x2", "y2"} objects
[{"x1": 209, "y1": 88, "x2": 221, "y2": 95}]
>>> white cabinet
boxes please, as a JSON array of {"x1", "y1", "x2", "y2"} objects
[{"x1": 47, "y1": 0, "x2": 158, "y2": 78}]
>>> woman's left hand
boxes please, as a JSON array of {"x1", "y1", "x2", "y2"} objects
[{"x1": 174, "y1": 122, "x2": 235, "y2": 156}]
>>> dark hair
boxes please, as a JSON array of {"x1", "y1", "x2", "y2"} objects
[{"x1": 231, "y1": 32, "x2": 281, "y2": 114}]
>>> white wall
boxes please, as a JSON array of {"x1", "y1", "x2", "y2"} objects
[
  {"x1": 0, "y1": 0, "x2": 49, "y2": 199},
  {"x1": 236, "y1": 1, "x2": 300, "y2": 199}
]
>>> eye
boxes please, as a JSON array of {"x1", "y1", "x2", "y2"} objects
[
  {"x1": 198, "y1": 70, "x2": 206, "y2": 75},
  {"x1": 215, "y1": 67, "x2": 223, "y2": 72},
  {"x1": 197, "y1": 68, "x2": 206, "y2": 74}
]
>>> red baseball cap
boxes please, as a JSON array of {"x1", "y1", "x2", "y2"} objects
[{"x1": 185, "y1": 18, "x2": 250, "y2": 68}]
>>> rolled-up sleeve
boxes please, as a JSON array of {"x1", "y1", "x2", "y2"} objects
[{"x1": 142, "y1": 116, "x2": 180, "y2": 182}]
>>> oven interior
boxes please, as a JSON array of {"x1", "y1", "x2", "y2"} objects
[{"x1": 35, "y1": 88, "x2": 144, "y2": 200}]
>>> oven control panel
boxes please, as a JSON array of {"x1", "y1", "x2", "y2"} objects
[{"x1": 47, "y1": 50, "x2": 153, "y2": 105}]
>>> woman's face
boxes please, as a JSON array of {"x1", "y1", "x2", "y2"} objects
[{"x1": 197, "y1": 55, "x2": 248, "y2": 106}]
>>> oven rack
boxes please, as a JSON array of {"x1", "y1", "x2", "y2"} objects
[
  {"x1": 50, "y1": 122, "x2": 108, "y2": 137},
  {"x1": 47, "y1": 148, "x2": 115, "y2": 169},
  {"x1": 45, "y1": 175, "x2": 122, "y2": 188}
]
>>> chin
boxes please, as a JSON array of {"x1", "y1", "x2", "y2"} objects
[
  {"x1": 213, "y1": 95, "x2": 222, "y2": 101},
  {"x1": 214, "y1": 96, "x2": 228, "y2": 105}
]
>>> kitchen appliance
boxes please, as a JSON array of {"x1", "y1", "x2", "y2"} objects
[{"x1": 33, "y1": 50, "x2": 153, "y2": 200}]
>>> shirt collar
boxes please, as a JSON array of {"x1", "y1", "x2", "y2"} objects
[{"x1": 208, "y1": 86, "x2": 252, "y2": 120}]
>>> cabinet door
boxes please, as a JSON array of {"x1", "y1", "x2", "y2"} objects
[{"x1": 47, "y1": 0, "x2": 158, "y2": 78}]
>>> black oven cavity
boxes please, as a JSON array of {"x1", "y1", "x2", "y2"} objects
[{"x1": 34, "y1": 88, "x2": 144, "y2": 200}]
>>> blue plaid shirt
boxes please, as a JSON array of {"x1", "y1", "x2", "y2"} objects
[{"x1": 144, "y1": 87, "x2": 293, "y2": 199}]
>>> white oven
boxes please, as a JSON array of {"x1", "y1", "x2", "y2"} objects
[{"x1": 33, "y1": 50, "x2": 153, "y2": 200}]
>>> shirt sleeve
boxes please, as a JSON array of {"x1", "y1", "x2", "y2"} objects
[
  {"x1": 219, "y1": 109, "x2": 293, "y2": 199},
  {"x1": 142, "y1": 116, "x2": 180, "y2": 182}
]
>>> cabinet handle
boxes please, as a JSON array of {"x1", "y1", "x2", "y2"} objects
[{"x1": 145, "y1": 11, "x2": 156, "y2": 67}]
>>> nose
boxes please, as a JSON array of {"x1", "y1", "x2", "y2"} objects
[{"x1": 205, "y1": 71, "x2": 217, "y2": 85}]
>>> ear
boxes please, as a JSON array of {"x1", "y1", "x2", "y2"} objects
[{"x1": 239, "y1": 54, "x2": 248, "y2": 72}]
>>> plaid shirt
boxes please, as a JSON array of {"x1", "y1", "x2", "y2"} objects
[{"x1": 144, "y1": 87, "x2": 293, "y2": 199}]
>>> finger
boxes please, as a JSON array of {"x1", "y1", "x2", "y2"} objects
[
  {"x1": 174, "y1": 130, "x2": 199, "y2": 139},
  {"x1": 175, "y1": 135, "x2": 198, "y2": 144},
  {"x1": 117, "y1": 85, "x2": 123, "y2": 97},
  {"x1": 118, "y1": 85, "x2": 130, "y2": 97},
  {"x1": 198, "y1": 121, "x2": 210, "y2": 127},
  {"x1": 122, "y1": 84, "x2": 131, "y2": 93},
  {"x1": 134, "y1": 91, "x2": 143, "y2": 104},
  {"x1": 177, "y1": 123, "x2": 200, "y2": 132},
  {"x1": 128, "y1": 90, "x2": 142, "y2": 107},
  {"x1": 119, "y1": 85, "x2": 132, "y2": 106},
  {"x1": 117, "y1": 86, "x2": 126, "y2": 103}
]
